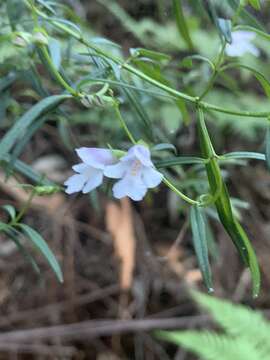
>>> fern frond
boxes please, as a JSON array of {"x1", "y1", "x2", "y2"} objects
[
  {"x1": 159, "y1": 330, "x2": 268, "y2": 360},
  {"x1": 192, "y1": 291, "x2": 270, "y2": 352}
]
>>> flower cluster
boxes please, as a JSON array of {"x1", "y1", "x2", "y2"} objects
[{"x1": 64, "y1": 145, "x2": 163, "y2": 201}]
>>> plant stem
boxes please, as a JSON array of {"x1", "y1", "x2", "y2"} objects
[
  {"x1": 13, "y1": 190, "x2": 36, "y2": 224},
  {"x1": 30, "y1": 6, "x2": 270, "y2": 119},
  {"x1": 114, "y1": 105, "x2": 136, "y2": 144},
  {"x1": 163, "y1": 177, "x2": 199, "y2": 205},
  {"x1": 198, "y1": 42, "x2": 226, "y2": 100},
  {"x1": 39, "y1": 45, "x2": 79, "y2": 97}
]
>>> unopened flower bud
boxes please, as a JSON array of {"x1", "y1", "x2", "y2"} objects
[{"x1": 80, "y1": 94, "x2": 115, "y2": 108}]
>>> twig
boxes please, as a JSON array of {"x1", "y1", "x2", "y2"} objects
[{"x1": 0, "y1": 316, "x2": 209, "y2": 343}]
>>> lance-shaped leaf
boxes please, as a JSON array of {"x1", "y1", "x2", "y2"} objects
[
  {"x1": 155, "y1": 156, "x2": 205, "y2": 168},
  {"x1": 172, "y1": 0, "x2": 193, "y2": 49},
  {"x1": 0, "y1": 95, "x2": 70, "y2": 159},
  {"x1": 197, "y1": 108, "x2": 260, "y2": 297},
  {"x1": 190, "y1": 205, "x2": 213, "y2": 291},
  {"x1": 227, "y1": 0, "x2": 265, "y2": 30},
  {"x1": 248, "y1": 0, "x2": 261, "y2": 10},
  {"x1": 265, "y1": 124, "x2": 270, "y2": 171},
  {"x1": 222, "y1": 152, "x2": 265, "y2": 161},
  {"x1": 3, "y1": 227, "x2": 40, "y2": 275},
  {"x1": 221, "y1": 64, "x2": 270, "y2": 99},
  {"x1": 18, "y1": 224, "x2": 63, "y2": 283}
]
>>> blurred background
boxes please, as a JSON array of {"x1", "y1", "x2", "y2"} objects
[{"x1": 1, "y1": 0, "x2": 270, "y2": 358}]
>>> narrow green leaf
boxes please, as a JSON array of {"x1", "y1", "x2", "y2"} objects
[
  {"x1": 248, "y1": 0, "x2": 261, "y2": 10},
  {"x1": 132, "y1": 59, "x2": 169, "y2": 86},
  {"x1": 172, "y1": 0, "x2": 193, "y2": 49},
  {"x1": 223, "y1": 152, "x2": 266, "y2": 161},
  {"x1": 3, "y1": 227, "x2": 40, "y2": 275},
  {"x1": 121, "y1": 86, "x2": 154, "y2": 141},
  {"x1": 0, "y1": 95, "x2": 70, "y2": 159},
  {"x1": 0, "y1": 154, "x2": 53, "y2": 185},
  {"x1": 180, "y1": 55, "x2": 215, "y2": 71},
  {"x1": 175, "y1": 98, "x2": 191, "y2": 125},
  {"x1": 198, "y1": 109, "x2": 260, "y2": 297},
  {"x1": 222, "y1": 64, "x2": 270, "y2": 99},
  {"x1": 190, "y1": 205, "x2": 213, "y2": 291},
  {"x1": 0, "y1": 222, "x2": 9, "y2": 232},
  {"x1": 265, "y1": 124, "x2": 270, "y2": 171},
  {"x1": 155, "y1": 156, "x2": 205, "y2": 168},
  {"x1": 18, "y1": 224, "x2": 63, "y2": 283},
  {"x1": 152, "y1": 143, "x2": 177, "y2": 154},
  {"x1": 1, "y1": 205, "x2": 16, "y2": 220},
  {"x1": 227, "y1": 0, "x2": 265, "y2": 30},
  {"x1": 205, "y1": 216, "x2": 219, "y2": 260},
  {"x1": 37, "y1": 0, "x2": 56, "y2": 13},
  {"x1": 0, "y1": 73, "x2": 17, "y2": 92},
  {"x1": 130, "y1": 48, "x2": 171, "y2": 63},
  {"x1": 206, "y1": 163, "x2": 260, "y2": 297},
  {"x1": 48, "y1": 38, "x2": 62, "y2": 70},
  {"x1": 7, "y1": 115, "x2": 47, "y2": 177}
]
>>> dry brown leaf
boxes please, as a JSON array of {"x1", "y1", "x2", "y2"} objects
[
  {"x1": 105, "y1": 198, "x2": 135, "y2": 290},
  {"x1": 185, "y1": 269, "x2": 202, "y2": 285},
  {"x1": 156, "y1": 244, "x2": 184, "y2": 276}
]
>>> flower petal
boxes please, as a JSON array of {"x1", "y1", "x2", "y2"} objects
[
  {"x1": 245, "y1": 43, "x2": 259, "y2": 57},
  {"x1": 142, "y1": 167, "x2": 163, "y2": 188},
  {"x1": 76, "y1": 147, "x2": 115, "y2": 169},
  {"x1": 64, "y1": 174, "x2": 86, "y2": 194},
  {"x1": 104, "y1": 161, "x2": 128, "y2": 179},
  {"x1": 112, "y1": 176, "x2": 147, "y2": 201},
  {"x1": 121, "y1": 145, "x2": 153, "y2": 167},
  {"x1": 72, "y1": 163, "x2": 89, "y2": 173},
  {"x1": 82, "y1": 170, "x2": 103, "y2": 193},
  {"x1": 226, "y1": 31, "x2": 258, "y2": 57},
  {"x1": 232, "y1": 31, "x2": 255, "y2": 41}
]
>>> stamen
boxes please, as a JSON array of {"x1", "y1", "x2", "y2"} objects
[{"x1": 130, "y1": 160, "x2": 141, "y2": 176}]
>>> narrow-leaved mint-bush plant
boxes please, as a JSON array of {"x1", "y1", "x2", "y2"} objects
[{"x1": 0, "y1": 0, "x2": 269, "y2": 295}]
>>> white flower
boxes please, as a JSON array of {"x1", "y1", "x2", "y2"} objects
[
  {"x1": 64, "y1": 148, "x2": 116, "y2": 194},
  {"x1": 225, "y1": 31, "x2": 259, "y2": 57},
  {"x1": 104, "y1": 144, "x2": 163, "y2": 201}
]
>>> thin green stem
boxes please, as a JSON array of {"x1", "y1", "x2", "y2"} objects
[
  {"x1": 30, "y1": 6, "x2": 270, "y2": 119},
  {"x1": 13, "y1": 190, "x2": 36, "y2": 224},
  {"x1": 199, "y1": 40, "x2": 226, "y2": 100},
  {"x1": 163, "y1": 177, "x2": 199, "y2": 205},
  {"x1": 39, "y1": 45, "x2": 79, "y2": 97},
  {"x1": 114, "y1": 105, "x2": 136, "y2": 144}
]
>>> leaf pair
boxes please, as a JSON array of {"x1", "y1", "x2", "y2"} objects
[{"x1": 196, "y1": 108, "x2": 260, "y2": 297}]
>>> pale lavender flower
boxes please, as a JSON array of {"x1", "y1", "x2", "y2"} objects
[
  {"x1": 64, "y1": 147, "x2": 116, "y2": 194},
  {"x1": 225, "y1": 31, "x2": 259, "y2": 57},
  {"x1": 104, "y1": 144, "x2": 163, "y2": 201}
]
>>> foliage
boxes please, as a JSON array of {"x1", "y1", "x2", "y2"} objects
[
  {"x1": 0, "y1": 0, "x2": 270, "y2": 294},
  {"x1": 158, "y1": 291, "x2": 270, "y2": 360}
]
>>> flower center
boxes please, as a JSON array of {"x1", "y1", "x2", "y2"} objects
[{"x1": 130, "y1": 160, "x2": 142, "y2": 176}]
